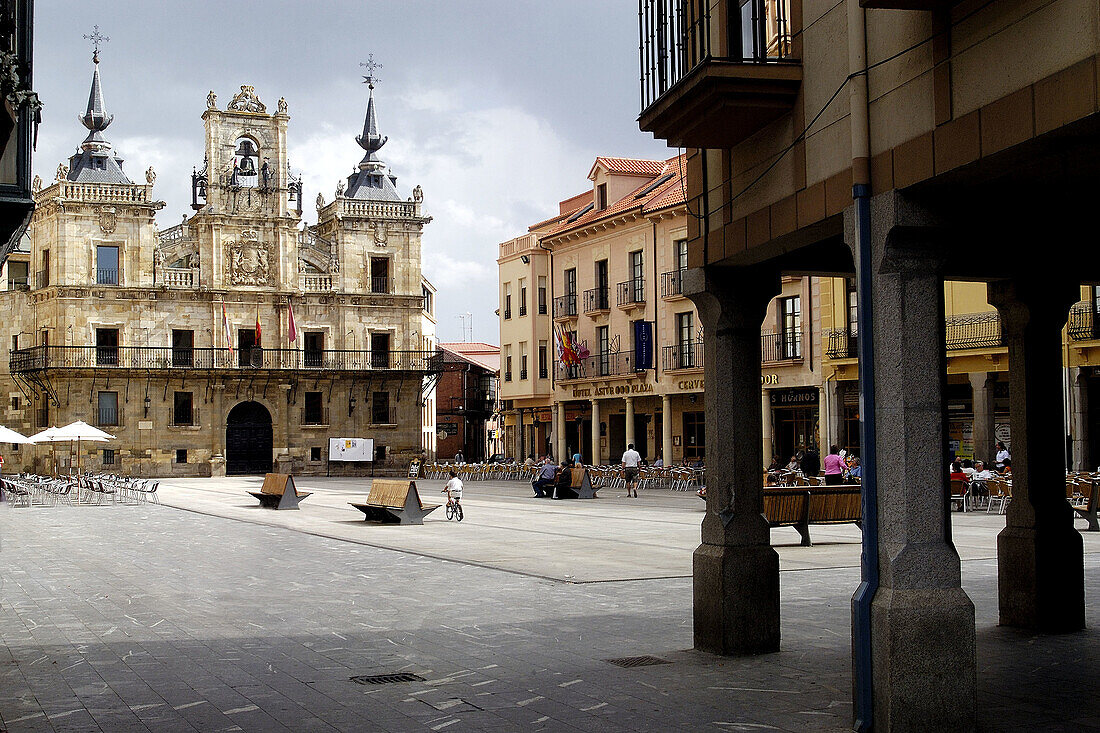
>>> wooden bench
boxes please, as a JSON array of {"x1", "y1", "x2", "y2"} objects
[
  {"x1": 349, "y1": 479, "x2": 440, "y2": 525},
  {"x1": 763, "y1": 485, "x2": 862, "y2": 547},
  {"x1": 247, "y1": 473, "x2": 311, "y2": 510},
  {"x1": 1071, "y1": 480, "x2": 1098, "y2": 531},
  {"x1": 552, "y1": 467, "x2": 597, "y2": 499}
]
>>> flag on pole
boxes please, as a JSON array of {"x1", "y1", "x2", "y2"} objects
[
  {"x1": 221, "y1": 304, "x2": 235, "y2": 357},
  {"x1": 255, "y1": 310, "x2": 262, "y2": 347},
  {"x1": 287, "y1": 300, "x2": 298, "y2": 343}
]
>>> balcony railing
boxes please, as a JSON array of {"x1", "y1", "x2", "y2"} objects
[
  {"x1": 160, "y1": 267, "x2": 198, "y2": 288},
  {"x1": 172, "y1": 408, "x2": 197, "y2": 427},
  {"x1": 10, "y1": 346, "x2": 443, "y2": 374},
  {"x1": 300, "y1": 273, "x2": 333, "y2": 292},
  {"x1": 303, "y1": 406, "x2": 329, "y2": 426},
  {"x1": 96, "y1": 406, "x2": 121, "y2": 427},
  {"x1": 1069, "y1": 301, "x2": 1100, "y2": 341},
  {"x1": 617, "y1": 278, "x2": 646, "y2": 307},
  {"x1": 519, "y1": 304, "x2": 527, "y2": 317},
  {"x1": 504, "y1": 371, "x2": 512, "y2": 382},
  {"x1": 761, "y1": 330, "x2": 801, "y2": 362},
  {"x1": 7, "y1": 277, "x2": 29, "y2": 291},
  {"x1": 503, "y1": 308, "x2": 512, "y2": 320},
  {"x1": 663, "y1": 340, "x2": 702, "y2": 371},
  {"x1": 96, "y1": 268, "x2": 119, "y2": 286},
  {"x1": 553, "y1": 294, "x2": 578, "y2": 318},
  {"x1": 556, "y1": 349, "x2": 641, "y2": 381},
  {"x1": 826, "y1": 330, "x2": 859, "y2": 359},
  {"x1": 640, "y1": 0, "x2": 795, "y2": 111},
  {"x1": 584, "y1": 287, "x2": 610, "y2": 313},
  {"x1": 370, "y1": 276, "x2": 391, "y2": 294},
  {"x1": 520, "y1": 369, "x2": 528, "y2": 380},
  {"x1": 944, "y1": 312, "x2": 1003, "y2": 350},
  {"x1": 660, "y1": 269, "x2": 685, "y2": 297}
]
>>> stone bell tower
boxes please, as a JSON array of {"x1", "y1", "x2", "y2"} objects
[{"x1": 187, "y1": 86, "x2": 303, "y2": 291}]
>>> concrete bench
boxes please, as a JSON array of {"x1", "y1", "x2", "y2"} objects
[
  {"x1": 552, "y1": 467, "x2": 597, "y2": 499},
  {"x1": 349, "y1": 479, "x2": 439, "y2": 525},
  {"x1": 247, "y1": 473, "x2": 311, "y2": 510},
  {"x1": 763, "y1": 485, "x2": 862, "y2": 547}
]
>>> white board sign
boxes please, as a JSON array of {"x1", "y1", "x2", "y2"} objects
[{"x1": 328, "y1": 437, "x2": 375, "y2": 462}]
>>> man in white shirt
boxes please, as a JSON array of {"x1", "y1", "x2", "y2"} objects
[{"x1": 621, "y1": 443, "x2": 642, "y2": 498}]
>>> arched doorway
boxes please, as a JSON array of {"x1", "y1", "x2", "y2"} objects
[{"x1": 226, "y1": 401, "x2": 273, "y2": 475}]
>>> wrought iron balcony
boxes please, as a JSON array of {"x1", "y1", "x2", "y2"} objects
[
  {"x1": 556, "y1": 349, "x2": 641, "y2": 381},
  {"x1": 583, "y1": 287, "x2": 611, "y2": 313},
  {"x1": 617, "y1": 278, "x2": 646, "y2": 307},
  {"x1": 826, "y1": 330, "x2": 859, "y2": 359},
  {"x1": 10, "y1": 345, "x2": 443, "y2": 374},
  {"x1": 639, "y1": 0, "x2": 802, "y2": 148},
  {"x1": 761, "y1": 330, "x2": 802, "y2": 362},
  {"x1": 1069, "y1": 301, "x2": 1100, "y2": 341},
  {"x1": 96, "y1": 268, "x2": 119, "y2": 285},
  {"x1": 944, "y1": 312, "x2": 1003, "y2": 350},
  {"x1": 553, "y1": 294, "x2": 578, "y2": 318},
  {"x1": 660, "y1": 268, "x2": 686, "y2": 298},
  {"x1": 663, "y1": 340, "x2": 703, "y2": 370}
]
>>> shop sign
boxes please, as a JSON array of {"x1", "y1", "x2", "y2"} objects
[
  {"x1": 676, "y1": 378, "x2": 704, "y2": 391},
  {"x1": 770, "y1": 387, "x2": 819, "y2": 406},
  {"x1": 572, "y1": 381, "x2": 654, "y2": 398},
  {"x1": 439, "y1": 423, "x2": 459, "y2": 436}
]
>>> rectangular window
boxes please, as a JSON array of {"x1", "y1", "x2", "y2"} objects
[
  {"x1": 310, "y1": 446, "x2": 322, "y2": 462},
  {"x1": 422, "y1": 285, "x2": 433, "y2": 315},
  {"x1": 595, "y1": 259, "x2": 609, "y2": 309},
  {"x1": 538, "y1": 342, "x2": 548, "y2": 379},
  {"x1": 564, "y1": 268, "x2": 576, "y2": 296},
  {"x1": 173, "y1": 391, "x2": 193, "y2": 426},
  {"x1": 370, "y1": 332, "x2": 391, "y2": 368},
  {"x1": 38, "y1": 250, "x2": 49, "y2": 288},
  {"x1": 7, "y1": 260, "x2": 28, "y2": 290},
  {"x1": 520, "y1": 344, "x2": 528, "y2": 380},
  {"x1": 96, "y1": 245, "x2": 119, "y2": 285},
  {"x1": 11, "y1": 334, "x2": 18, "y2": 352},
  {"x1": 102, "y1": 448, "x2": 116, "y2": 466},
  {"x1": 675, "y1": 239, "x2": 688, "y2": 272},
  {"x1": 304, "y1": 391, "x2": 324, "y2": 425},
  {"x1": 596, "y1": 183, "x2": 607, "y2": 210},
  {"x1": 304, "y1": 331, "x2": 324, "y2": 368},
  {"x1": 537, "y1": 276, "x2": 547, "y2": 314},
  {"x1": 846, "y1": 278, "x2": 858, "y2": 337},
  {"x1": 683, "y1": 411, "x2": 706, "y2": 459},
  {"x1": 677, "y1": 312, "x2": 694, "y2": 368},
  {"x1": 370, "y1": 257, "x2": 390, "y2": 293},
  {"x1": 11, "y1": 395, "x2": 19, "y2": 410},
  {"x1": 36, "y1": 403, "x2": 49, "y2": 428},
  {"x1": 504, "y1": 282, "x2": 512, "y2": 319},
  {"x1": 97, "y1": 391, "x2": 119, "y2": 426},
  {"x1": 597, "y1": 325, "x2": 610, "y2": 376},
  {"x1": 505, "y1": 353, "x2": 513, "y2": 382},
  {"x1": 372, "y1": 391, "x2": 391, "y2": 424},
  {"x1": 519, "y1": 279, "x2": 527, "y2": 316},
  {"x1": 95, "y1": 328, "x2": 119, "y2": 366},
  {"x1": 780, "y1": 296, "x2": 802, "y2": 359},
  {"x1": 172, "y1": 329, "x2": 194, "y2": 367},
  {"x1": 176, "y1": 449, "x2": 188, "y2": 464}
]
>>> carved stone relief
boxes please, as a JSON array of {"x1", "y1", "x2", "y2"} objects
[
  {"x1": 226, "y1": 230, "x2": 273, "y2": 286},
  {"x1": 96, "y1": 206, "x2": 118, "y2": 235}
]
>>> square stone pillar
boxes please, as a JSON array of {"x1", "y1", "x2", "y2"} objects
[
  {"x1": 969, "y1": 372, "x2": 996, "y2": 465},
  {"x1": 661, "y1": 394, "x2": 673, "y2": 465},
  {"x1": 989, "y1": 278, "x2": 1084, "y2": 632},
  {"x1": 590, "y1": 399, "x2": 601, "y2": 465},
  {"x1": 860, "y1": 193, "x2": 976, "y2": 731},
  {"x1": 685, "y1": 265, "x2": 781, "y2": 655},
  {"x1": 554, "y1": 401, "x2": 566, "y2": 463},
  {"x1": 1070, "y1": 368, "x2": 1089, "y2": 472},
  {"x1": 761, "y1": 389, "x2": 773, "y2": 468}
]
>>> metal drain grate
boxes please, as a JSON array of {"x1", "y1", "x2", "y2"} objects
[
  {"x1": 351, "y1": 672, "x2": 426, "y2": 685},
  {"x1": 604, "y1": 655, "x2": 671, "y2": 668}
]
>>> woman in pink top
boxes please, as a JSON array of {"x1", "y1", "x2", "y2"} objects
[{"x1": 824, "y1": 445, "x2": 845, "y2": 485}]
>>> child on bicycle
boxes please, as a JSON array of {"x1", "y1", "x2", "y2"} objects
[{"x1": 442, "y1": 470, "x2": 463, "y2": 508}]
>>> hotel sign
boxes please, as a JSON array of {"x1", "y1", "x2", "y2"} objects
[{"x1": 572, "y1": 380, "x2": 654, "y2": 398}]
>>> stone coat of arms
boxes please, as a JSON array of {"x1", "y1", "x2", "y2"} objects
[{"x1": 227, "y1": 231, "x2": 271, "y2": 285}]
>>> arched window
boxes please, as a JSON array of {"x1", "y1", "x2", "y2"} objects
[{"x1": 232, "y1": 136, "x2": 260, "y2": 188}]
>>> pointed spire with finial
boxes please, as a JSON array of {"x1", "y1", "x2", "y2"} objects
[
  {"x1": 66, "y1": 26, "x2": 131, "y2": 184},
  {"x1": 342, "y1": 56, "x2": 401, "y2": 202}
]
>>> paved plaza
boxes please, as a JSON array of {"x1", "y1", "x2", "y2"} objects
[{"x1": 0, "y1": 477, "x2": 1098, "y2": 731}]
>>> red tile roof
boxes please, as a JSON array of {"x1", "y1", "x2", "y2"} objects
[
  {"x1": 589, "y1": 156, "x2": 669, "y2": 179},
  {"x1": 439, "y1": 342, "x2": 500, "y2": 372},
  {"x1": 541, "y1": 154, "x2": 687, "y2": 239}
]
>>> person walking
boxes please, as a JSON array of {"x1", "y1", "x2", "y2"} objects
[
  {"x1": 995, "y1": 441, "x2": 1011, "y2": 471},
  {"x1": 823, "y1": 445, "x2": 845, "y2": 485},
  {"x1": 621, "y1": 443, "x2": 642, "y2": 498}
]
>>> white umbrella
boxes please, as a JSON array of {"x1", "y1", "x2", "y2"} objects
[
  {"x1": 27, "y1": 426, "x2": 64, "y2": 476},
  {"x1": 0, "y1": 425, "x2": 35, "y2": 444},
  {"x1": 53, "y1": 421, "x2": 115, "y2": 476}
]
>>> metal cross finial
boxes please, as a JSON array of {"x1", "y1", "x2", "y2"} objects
[
  {"x1": 84, "y1": 25, "x2": 109, "y2": 63},
  {"x1": 360, "y1": 54, "x2": 382, "y2": 89}
]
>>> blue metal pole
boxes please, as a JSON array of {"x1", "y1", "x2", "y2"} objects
[{"x1": 850, "y1": 183, "x2": 877, "y2": 731}]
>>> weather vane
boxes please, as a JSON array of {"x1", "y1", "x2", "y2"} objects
[
  {"x1": 360, "y1": 54, "x2": 382, "y2": 89},
  {"x1": 84, "y1": 25, "x2": 109, "y2": 64}
]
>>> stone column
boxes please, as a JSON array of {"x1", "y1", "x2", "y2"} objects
[
  {"x1": 970, "y1": 371, "x2": 995, "y2": 464},
  {"x1": 860, "y1": 193, "x2": 975, "y2": 730},
  {"x1": 760, "y1": 389, "x2": 773, "y2": 468},
  {"x1": 555, "y1": 401, "x2": 566, "y2": 462},
  {"x1": 989, "y1": 278, "x2": 1084, "y2": 632},
  {"x1": 590, "y1": 399, "x2": 601, "y2": 465},
  {"x1": 1071, "y1": 368, "x2": 1089, "y2": 471},
  {"x1": 210, "y1": 382, "x2": 226, "y2": 476},
  {"x1": 661, "y1": 394, "x2": 673, "y2": 464},
  {"x1": 684, "y1": 265, "x2": 781, "y2": 655},
  {"x1": 624, "y1": 397, "x2": 635, "y2": 450}
]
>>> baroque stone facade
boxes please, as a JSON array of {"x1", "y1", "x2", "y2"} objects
[{"x1": 1, "y1": 59, "x2": 438, "y2": 477}]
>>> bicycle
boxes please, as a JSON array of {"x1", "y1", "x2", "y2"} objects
[{"x1": 441, "y1": 489, "x2": 463, "y2": 521}]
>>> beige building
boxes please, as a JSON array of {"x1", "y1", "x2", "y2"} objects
[
  {"x1": 498, "y1": 155, "x2": 824, "y2": 465},
  {"x1": 1, "y1": 54, "x2": 438, "y2": 476}
]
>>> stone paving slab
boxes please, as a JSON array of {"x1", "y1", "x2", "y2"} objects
[{"x1": 0, "y1": 487, "x2": 1098, "y2": 731}]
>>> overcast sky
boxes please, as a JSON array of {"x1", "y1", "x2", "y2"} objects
[{"x1": 32, "y1": 0, "x2": 669, "y2": 343}]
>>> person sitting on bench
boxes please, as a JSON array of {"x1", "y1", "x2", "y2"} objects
[
  {"x1": 532, "y1": 457, "x2": 557, "y2": 497},
  {"x1": 553, "y1": 460, "x2": 576, "y2": 499}
]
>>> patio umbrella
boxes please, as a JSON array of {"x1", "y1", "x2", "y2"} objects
[
  {"x1": 27, "y1": 426, "x2": 64, "y2": 476},
  {"x1": 53, "y1": 422, "x2": 115, "y2": 476},
  {"x1": 0, "y1": 425, "x2": 35, "y2": 444}
]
